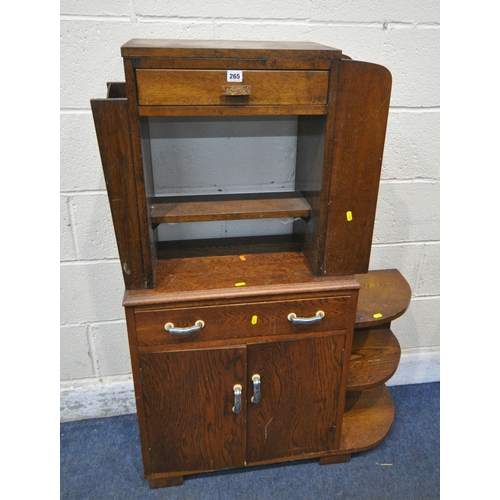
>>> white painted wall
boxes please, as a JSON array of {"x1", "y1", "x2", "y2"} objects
[{"x1": 60, "y1": 1, "x2": 440, "y2": 421}]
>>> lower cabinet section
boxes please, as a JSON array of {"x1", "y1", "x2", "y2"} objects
[
  {"x1": 123, "y1": 269, "x2": 410, "y2": 488},
  {"x1": 138, "y1": 334, "x2": 346, "y2": 477}
]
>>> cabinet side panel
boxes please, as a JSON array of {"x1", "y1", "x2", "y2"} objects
[
  {"x1": 139, "y1": 347, "x2": 247, "y2": 474},
  {"x1": 124, "y1": 58, "x2": 157, "y2": 288},
  {"x1": 294, "y1": 60, "x2": 340, "y2": 276},
  {"x1": 139, "y1": 116, "x2": 158, "y2": 281},
  {"x1": 90, "y1": 98, "x2": 146, "y2": 288},
  {"x1": 124, "y1": 307, "x2": 152, "y2": 476},
  {"x1": 333, "y1": 288, "x2": 358, "y2": 449},
  {"x1": 325, "y1": 60, "x2": 392, "y2": 275},
  {"x1": 294, "y1": 115, "x2": 326, "y2": 273}
]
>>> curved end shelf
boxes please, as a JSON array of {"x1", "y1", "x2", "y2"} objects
[
  {"x1": 354, "y1": 269, "x2": 411, "y2": 329},
  {"x1": 347, "y1": 328, "x2": 401, "y2": 391},
  {"x1": 338, "y1": 384, "x2": 394, "y2": 454}
]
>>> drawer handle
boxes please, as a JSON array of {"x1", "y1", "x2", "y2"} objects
[
  {"x1": 232, "y1": 384, "x2": 242, "y2": 414},
  {"x1": 164, "y1": 320, "x2": 205, "y2": 335},
  {"x1": 222, "y1": 85, "x2": 251, "y2": 96},
  {"x1": 287, "y1": 310, "x2": 325, "y2": 324},
  {"x1": 251, "y1": 374, "x2": 261, "y2": 404}
]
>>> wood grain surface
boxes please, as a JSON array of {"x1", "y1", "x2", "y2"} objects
[
  {"x1": 151, "y1": 192, "x2": 311, "y2": 223},
  {"x1": 90, "y1": 97, "x2": 145, "y2": 288},
  {"x1": 124, "y1": 250, "x2": 360, "y2": 306},
  {"x1": 121, "y1": 39, "x2": 342, "y2": 60},
  {"x1": 137, "y1": 69, "x2": 329, "y2": 107},
  {"x1": 134, "y1": 295, "x2": 351, "y2": 346},
  {"x1": 325, "y1": 60, "x2": 392, "y2": 275},
  {"x1": 347, "y1": 328, "x2": 401, "y2": 390},
  {"x1": 355, "y1": 269, "x2": 411, "y2": 328},
  {"x1": 339, "y1": 384, "x2": 394, "y2": 453},
  {"x1": 139, "y1": 346, "x2": 247, "y2": 474},
  {"x1": 246, "y1": 335, "x2": 345, "y2": 463}
]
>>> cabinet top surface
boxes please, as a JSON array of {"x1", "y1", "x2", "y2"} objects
[{"x1": 121, "y1": 39, "x2": 342, "y2": 60}]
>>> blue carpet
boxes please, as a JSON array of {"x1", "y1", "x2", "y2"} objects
[{"x1": 60, "y1": 382, "x2": 439, "y2": 499}]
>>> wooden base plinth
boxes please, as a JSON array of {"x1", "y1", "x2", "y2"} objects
[
  {"x1": 148, "y1": 476, "x2": 184, "y2": 489},
  {"x1": 319, "y1": 454, "x2": 351, "y2": 465}
]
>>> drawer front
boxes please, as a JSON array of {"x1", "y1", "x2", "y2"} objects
[
  {"x1": 136, "y1": 69, "x2": 329, "y2": 106},
  {"x1": 134, "y1": 296, "x2": 351, "y2": 346}
]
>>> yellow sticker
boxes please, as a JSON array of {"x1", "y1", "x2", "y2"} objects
[
  {"x1": 235, "y1": 282, "x2": 246, "y2": 287},
  {"x1": 373, "y1": 313, "x2": 383, "y2": 319},
  {"x1": 239, "y1": 255, "x2": 246, "y2": 261},
  {"x1": 346, "y1": 211, "x2": 353, "y2": 221},
  {"x1": 251, "y1": 315, "x2": 258, "y2": 325}
]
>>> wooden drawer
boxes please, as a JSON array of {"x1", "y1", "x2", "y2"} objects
[
  {"x1": 136, "y1": 69, "x2": 329, "y2": 106},
  {"x1": 134, "y1": 295, "x2": 351, "y2": 346}
]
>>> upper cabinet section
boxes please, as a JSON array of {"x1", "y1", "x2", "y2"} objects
[{"x1": 92, "y1": 40, "x2": 391, "y2": 289}]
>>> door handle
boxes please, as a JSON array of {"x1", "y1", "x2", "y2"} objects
[
  {"x1": 232, "y1": 384, "x2": 242, "y2": 414},
  {"x1": 251, "y1": 374, "x2": 261, "y2": 404}
]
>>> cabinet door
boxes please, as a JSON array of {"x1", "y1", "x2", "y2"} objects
[
  {"x1": 139, "y1": 346, "x2": 246, "y2": 474},
  {"x1": 247, "y1": 335, "x2": 345, "y2": 464}
]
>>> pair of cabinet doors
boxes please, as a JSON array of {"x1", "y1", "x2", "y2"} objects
[{"x1": 139, "y1": 333, "x2": 346, "y2": 475}]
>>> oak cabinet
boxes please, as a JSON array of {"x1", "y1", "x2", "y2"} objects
[{"x1": 91, "y1": 39, "x2": 410, "y2": 489}]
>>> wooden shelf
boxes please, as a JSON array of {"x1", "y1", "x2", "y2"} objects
[
  {"x1": 338, "y1": 384, "x2": 394, "y2": 454},
  {"x1": 347, "y1": 328, "x2": 401, "y2": 391},
  {"x1": 124, "y1": 246, "x2": 359, "y2": 307},
  {"x1": 355, "y1": 269, "x2": 411, "y2": 328},
  {"x1": 151, "y1": 192, "x2": 311, "y2": 224},
  {"x1": 156, "y1": 234, "x2": 303, "y2": 259}
]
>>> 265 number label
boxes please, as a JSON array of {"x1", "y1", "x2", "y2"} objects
[{"x1": 227, "y1": 70, "x2": 243, "y2": 82}]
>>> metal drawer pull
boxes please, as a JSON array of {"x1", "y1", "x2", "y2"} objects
[
  {"x1": 232, "y1": 384, "x2": 242, "y2": 414},
  {"x1": 164, "y1": 320, "x2": 205, "y2": 335},
  {"x1": 287, "y1": 310, "x2": 325, "y2": 324},
  {"x1": 251, "y1": 374, "x2": 261, "y2": 404},
  {"x1": 222, "y1": 85, "x2": 251, "y2": 96}
]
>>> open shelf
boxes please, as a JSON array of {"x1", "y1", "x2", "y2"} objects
[
  {"x1": 355, "y1": 269, "x2": 411, "y2": 328},
  {"x1": 156, "y1": 234, "x2": 302, "y2": 258},
  {"x1": 338, "y1": 384, "x2": 394, "y2": 454},
  {"x1": 151, "y1": 192, "x2": 311, "y2": 224},
  {"x1": 347, "y1": 328, "x2": 401, "y2": 391},
  {"x1": 126, "y1": 237, "x2": 358, "y2": 306}
]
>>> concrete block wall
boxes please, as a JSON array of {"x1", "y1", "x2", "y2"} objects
[{"x1": 60, "y1": 1, "x2": 440, "y2": 421}]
